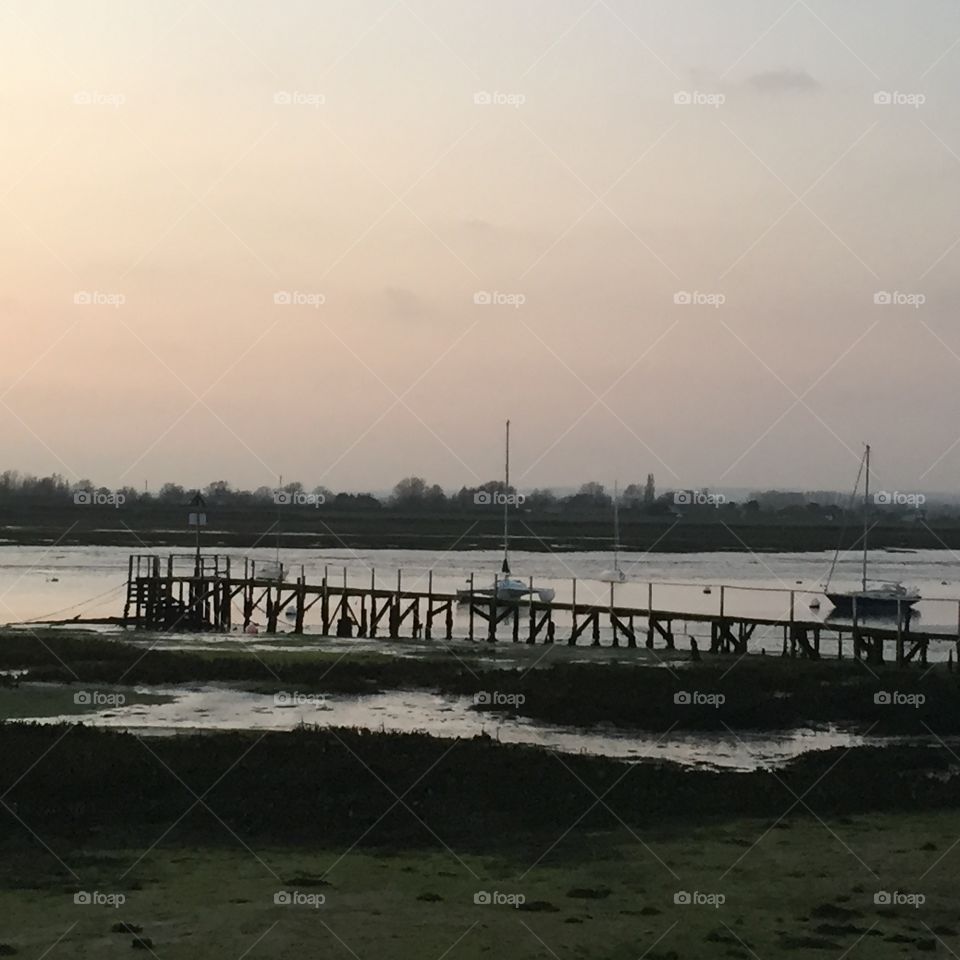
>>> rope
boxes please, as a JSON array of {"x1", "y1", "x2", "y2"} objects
[
  {"x1": 17, "y1": 581, "x2": 128, "y2": 624},
  {"x1": 823, "y1": 450, "x2": 867, "y2": 591}
]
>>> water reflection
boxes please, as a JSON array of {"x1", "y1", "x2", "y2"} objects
[{"x1": 11, "y1": 683, "x2": 873, "y2": 772}]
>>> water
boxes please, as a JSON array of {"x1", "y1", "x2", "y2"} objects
[
  {"x1": 2, "y1": 545, "x2": 945, "y2": 769},
  {"x1": 3, "y1": 544, "x2": 958, "y2": 654},
  {"x1": 9, "y1": 681, "x2": 871, "y2": 772}
]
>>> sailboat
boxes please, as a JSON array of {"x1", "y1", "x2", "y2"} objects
[
  {"x1": 824, "y1": 444, "x2": 919, "y2": 615},
  {"x1": 600, "y1": 481, "x2": 627, "y2": 583},
  {"x1": 457, "y1": 420, "x2": 555, "y2": 604},
  {"x1": 258, "y1": 475, "x2": 285, "y2": 582}
]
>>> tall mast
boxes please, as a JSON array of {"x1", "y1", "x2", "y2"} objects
[
  {"x1": 613, "y1": 480, "x2": 621, "y2": 574},
  {"x1": 501, "y1": 420, "x2": 511, "y2": 575},
  {"x1": 276, "y1": 473, "x2": 283, "y2": 563},
  {"x1": 861, "y1": 445, "x2": 870, "y2": 591}
]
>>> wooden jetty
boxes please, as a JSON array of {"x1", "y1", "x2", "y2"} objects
[{"x1": 120, "y1": 553, "x2": 960, "y2": 668}]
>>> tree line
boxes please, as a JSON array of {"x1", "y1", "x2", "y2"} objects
[{"x1": 0, "y1": 469, "x2": 938, "y2": 519}]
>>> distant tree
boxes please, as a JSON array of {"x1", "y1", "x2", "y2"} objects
[
  {"x1": 644, "y1": 473, "x2": 656, "y2": 504},
  {"x1": 158, "y1": 483, "x2": 186, "y2": 503},
  {"x1": 425, "y1": 484, "x2": 447, "y2": 506},
  {"x1": 525, "y1": 488, "x2": 557, "y2": 510},
  {"x1": 392, "y1": 476, "x2": 429, "y2": 506}
]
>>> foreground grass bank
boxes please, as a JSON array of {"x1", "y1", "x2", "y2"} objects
[
  {"x1": 3, "y1": 812, "x2": 959, "y2": 959},
  {"x1": 1, "y1": 723, "x2": 958, "y2": 849}
]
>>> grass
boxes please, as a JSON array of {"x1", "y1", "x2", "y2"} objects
[
  {"x1": 2, "y1": 812, "x2": 958, "y2": 958},
  {"x1": 4, "y1": 628, "x2": 960, "y2": 733},
  {"x1": 0, "y1": 684, "x2": 171, "y2": 719}
]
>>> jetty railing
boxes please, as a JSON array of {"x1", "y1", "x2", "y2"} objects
[{"x1": 119, "y1": 553, "x2": 960, "y2": 667}]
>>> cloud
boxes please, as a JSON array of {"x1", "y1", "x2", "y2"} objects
[{"x1": 745, "y1": 69, "x2": 820, "y2": 94}]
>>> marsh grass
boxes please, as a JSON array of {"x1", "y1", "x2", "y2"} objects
[{"x1": 2, "y1": 813, "x2": 957, "y2": 959}]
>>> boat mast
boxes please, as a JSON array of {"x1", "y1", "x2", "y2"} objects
[
  {"x1": 613, "y1": 480, "x2": 621, "y2": 574},
  {"x1": 861, "y1": 445, "x2": 870, "y2": 591},
  {"x1": 276, "y1": 473, "x2": 283, "y2": 564},
  {"x1": 501, "y1": 419, "x2": 511, "y2": 575}
]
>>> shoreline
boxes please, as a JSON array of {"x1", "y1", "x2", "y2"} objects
[{"x1": 1, "y1": 515, "x2": 958, "y2": 552}]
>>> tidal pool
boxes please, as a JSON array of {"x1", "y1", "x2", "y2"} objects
[{"x1": 4, "y1": 681, "x2": 875, "y2": 772}]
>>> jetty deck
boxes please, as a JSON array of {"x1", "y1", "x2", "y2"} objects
[{"x1": 118, "y1": 553, "x2": 960, "y2": 668}]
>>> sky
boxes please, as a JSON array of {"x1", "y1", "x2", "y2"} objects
[{"x1": 2, "y1": 0, "x2": 960, "y2": 497}]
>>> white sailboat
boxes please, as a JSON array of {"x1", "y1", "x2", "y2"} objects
[
  {"x1": 257, "y1": 475, "x2": 286, "y2": 582},
  {"x1": 600, "y1": 481, "x2": 627, "y2": 583},
  {"x1": 824, "y1": 444, "x2": 919, "y2": 614},
  {"x1": 457, "y1": 420, "x2": 555, "y2": 604}
]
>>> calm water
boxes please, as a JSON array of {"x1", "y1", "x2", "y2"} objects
[
  {"x1": 2, "y1": 544, "x2": 958, "y2": 653},
  {"x1": 2, "y1": 544, "x2": 947, "y2": 769},
  {"x1": 10, "y1": 681, "x2": 872, "y2": 772}
]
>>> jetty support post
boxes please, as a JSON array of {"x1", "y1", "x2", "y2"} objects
[
  {"x1": 570, "y1": 578, "x2": 578, "y2": 645},
  {"x1": 294, "y1": 571, "x2": 305, "y2": 634},
  {"x1": 425, "y1": 570, "x2": 433, "y2": 640},
  {"x1": 468, "y1": 573, "x2": 475, "y2": 641},
  {"x1": 321, "y1": 565, "x2": 330, "y2": 635},
  {"x1": 528, "y1": 577, "x2": 536, "y2": 644},
  {"x1": 896, "y1": 599, "x2": 904, "y2": 667},
  {"x1": 852, "y1": 597, "x2": 860, "y2": 660},
  {"x1": 609, "y1": 580, "x2": 617, "y2": 647},
  {"x1": 487, "y1": 574, "x2": 497, "y2": 642},
  {"x1": 390, "y1": 569, "x2": 401, "y2": 638},
  {"x1": 645, "y1": 582, "x2": 654, "y2": 648}
]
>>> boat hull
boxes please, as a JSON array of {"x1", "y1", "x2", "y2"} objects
[{"x1": 826, "y1": 592, "x2": 919, "y2": 615}]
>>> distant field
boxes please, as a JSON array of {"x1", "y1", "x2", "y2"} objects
[{"x1": 3, "y1": 813, "x2": 958, "y2": 959}]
